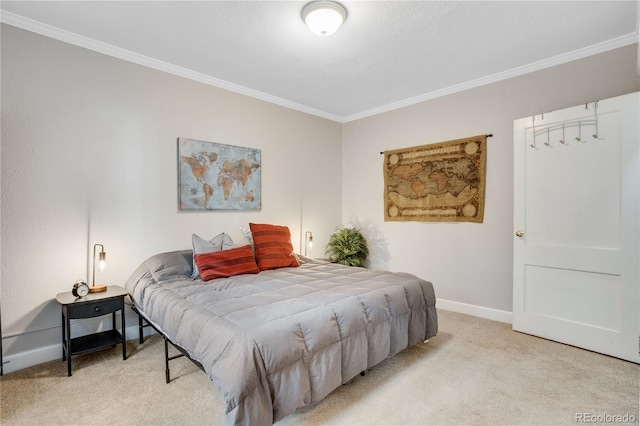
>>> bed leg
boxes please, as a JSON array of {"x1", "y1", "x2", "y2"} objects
[
  {"x1": 138, "y1": 314, "x2": 144, "y2": 344},
  {"x1": 164, "y1": 338, "x2": 171, "y2": 384}
]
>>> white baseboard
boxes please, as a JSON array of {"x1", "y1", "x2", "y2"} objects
[
  {"x1": 1, "y1": 323, "x2": 154, "y2": 375},
  {"x1": 2, "y1": 343, "x2": 61, "y2": 375},
  {"x1": 436, "y1": 298, "x2": 513, "y2": 324}
]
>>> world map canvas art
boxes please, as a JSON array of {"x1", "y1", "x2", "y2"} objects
[
  {"x1": 383, "y1": 135, "x2": 486, "y2": 222},
  {"x1": 178, "y1": 138, "x2": 261, "y2": 211}
]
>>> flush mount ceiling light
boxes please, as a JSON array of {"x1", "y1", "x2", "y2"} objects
[{"x1": 302, "y1": 1, "x2": 347, "y2": 36}]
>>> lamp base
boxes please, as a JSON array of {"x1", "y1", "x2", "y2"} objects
[{"x1": 89, "y1": 285, "x2": 107, "y2": 293}]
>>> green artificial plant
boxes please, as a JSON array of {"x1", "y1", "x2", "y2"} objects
[{"x1": 325, "y1": 226, "x2": 369, "y2": 267}]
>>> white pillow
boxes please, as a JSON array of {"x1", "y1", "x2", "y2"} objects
[
  {"x1": 223, "y1": 227, "x2": 255, "y2": 251},
  {"x1": 191, "y1": 233, "x2": 227, "y2": 279},
  {"x1": 223, "y1": 235, "x2": 252, "y2": 250}
]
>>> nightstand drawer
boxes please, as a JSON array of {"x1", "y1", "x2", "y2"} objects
[{"x1": 67, "y1": 298, "x2": 123, "y2": 319}]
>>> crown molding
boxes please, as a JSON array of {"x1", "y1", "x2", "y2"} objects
[
  {"x1": 0, "y1": 11, "x2": 344, "y2": 123},
  {"x1": 2, "y1": 10, "x2": 637, "y2": 124},
  {"x1": 343, "y1": 31, "x2": 639, "y2": 123}
]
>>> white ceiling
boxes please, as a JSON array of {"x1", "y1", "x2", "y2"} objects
[{"x1": 1, "y1": 1, "x2": 638, "y2": 122}]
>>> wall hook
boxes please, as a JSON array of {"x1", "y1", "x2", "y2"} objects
[
  {"x1": 592, "y1": 101, "x2": 599, "y2": 139},
  {"x1": 544, "y1": 128, "x2": 551, "y2": 147},
  {"x1": 530, "y1": 115, "x2": 537, "y2": 149}
]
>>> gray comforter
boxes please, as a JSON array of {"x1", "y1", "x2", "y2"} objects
[{"x1": 125, "y1": 250, "x2": 438, "y2": 425}]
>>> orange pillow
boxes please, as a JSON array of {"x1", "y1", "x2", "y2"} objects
[
  {"x1": 249, "y1": 223, "x2": 300, "y2": 271},
  {"x1": 194, "y1": 244, "x2": 259, "y2": 281}
]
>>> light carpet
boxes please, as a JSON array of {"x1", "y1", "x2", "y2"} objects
[{"x1": 1, "y1": 310, "x2": 638, "y2": 425}]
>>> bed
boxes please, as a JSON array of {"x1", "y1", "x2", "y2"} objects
[{"x1": 124, "y1": 227, "x2": 437, "y2": 426}]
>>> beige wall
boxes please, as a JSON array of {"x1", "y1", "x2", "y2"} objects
[
  {"x1": 2, "y1": 20, "x2": 639, "y2": 372},
  {"x1": 0, "y1": 24, "x2": 343, "y2": 370},
  {"x1": 342, "y1": 44, "x2": 640, "y2": 318}
]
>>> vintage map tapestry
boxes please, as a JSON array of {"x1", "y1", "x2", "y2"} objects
[
  {"x1": 383, "y1": 135, "x2": 486, "y2": 222},
  {"x1": 178, "y1": 138, "x2": 261, "y2": 211}
]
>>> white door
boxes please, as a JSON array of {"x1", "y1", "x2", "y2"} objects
[{"x1": 513, "y1": 92, "x2": 639, "y2": 364}]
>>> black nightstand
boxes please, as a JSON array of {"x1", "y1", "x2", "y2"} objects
[{"x1": 56, "y1": 285, "x2": 127, "y2": 376}]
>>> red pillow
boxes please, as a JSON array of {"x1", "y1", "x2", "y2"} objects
[
  {"x1": 249, "y1": 223, "x2": 300, "y2": 271},
  {"x1": 194, "y1": 244, "x2": 259, "y2": 281}
]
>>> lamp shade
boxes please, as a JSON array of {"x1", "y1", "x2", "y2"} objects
[
  {"x1": 304, "y1": 231, "x2": 313, "y2": 256},
  {"x1": 302, "y1": 1, "x2": 347, "y2": 36},
  {"x1": 98, "y1": 250, "x2": 106, "y2": 273}
]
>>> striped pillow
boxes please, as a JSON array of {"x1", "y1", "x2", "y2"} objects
[
  {"x1": 190, "y1": 232, "x2": 228, "y2": 279},
  {"x1": 249, "y1": 223, "x2": 300, "y2": 271},
  {"x1": 194, "y1": 244, "x2": 259, "y2": 281}
]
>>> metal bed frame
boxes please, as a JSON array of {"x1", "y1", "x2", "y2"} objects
[{"x1": 131, "y1": 303, "x2": 204, "y2": 383}]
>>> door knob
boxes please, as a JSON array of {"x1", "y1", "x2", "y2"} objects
[{"x1": 515, "y1": 230, "x2": 524, "y2": 238}]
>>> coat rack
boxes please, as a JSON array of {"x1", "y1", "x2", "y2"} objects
[{"x1": 529, "y1": 101, "x2": 599, "y2": 149}]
